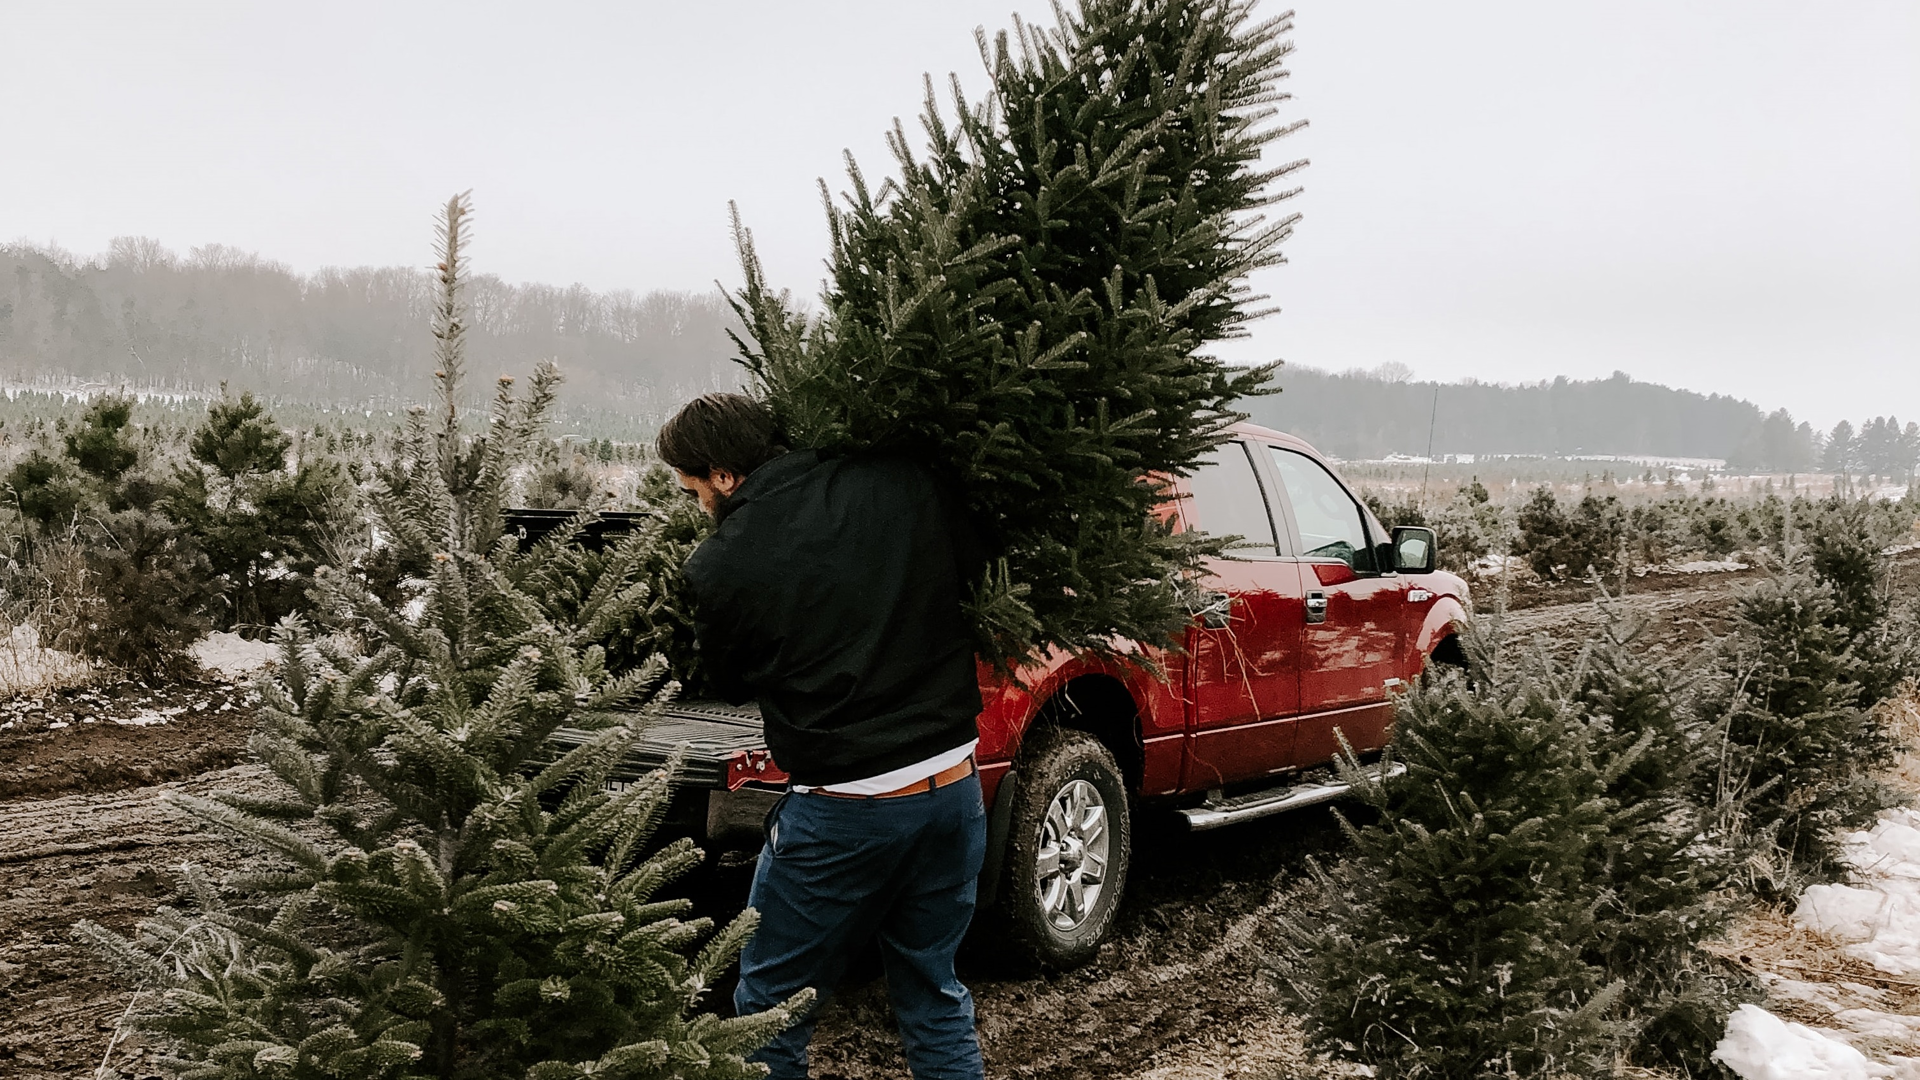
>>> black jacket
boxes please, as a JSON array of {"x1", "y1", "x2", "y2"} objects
[{"x1": 682, "y1": 450, "x2": 983, "y2": 787}]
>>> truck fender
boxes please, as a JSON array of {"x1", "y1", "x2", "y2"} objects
[{"x1": 976, "y1": 765, "x2": 1020, "y2": 908}]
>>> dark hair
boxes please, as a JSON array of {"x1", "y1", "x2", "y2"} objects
[{"x1": 655, "y1": 393, "x2": 787, "y2": 479}]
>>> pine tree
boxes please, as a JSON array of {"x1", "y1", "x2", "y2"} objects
[
  {"x1": 2, "y1": 390, "x2": 214, "y2": 675},
  {"x1": 1278, "y1": 610, "x2": 1764, "y2": 1076},
  {"x1": 1706, "y1": 569, "x2": 1896, "y2": 879},
  {"x1": 1278, "y1": 624, "x2": 1625, "y2": 1077},
  {"x1": 1802, "y1": 495, "x2": 1913, "y2": 706},
  {"x1": 729, "y1": 0, "x2": 1305, "y2": 663},
  {"x1": 65, "y1": 392, "x2": 141, "y2": 481},
  {"x1": 189, "y1": 389, "x2": 293, "y2": 477},
  {"x1": 4, "y1": 448, "x2": 86, "y2": 530},
  {"x1": 7, "y1": 393, "x2": 149, "y2": 533},
  {"x1": 77, "y1": 195, "x2": 803, "y2": 1079},
  {"x1": 168, "y1": 388, "x2": 351, "y2": 632},
  {"x1": 1514, "y1": 487, "x2": 1625, "y2": 581},
  {"x1": 1575, "y1": 615, "x2": 1751, "y2": 1073}
]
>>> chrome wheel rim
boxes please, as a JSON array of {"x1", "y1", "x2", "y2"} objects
[{"x1": 1035, "y1": 779, "x2": 1110, "y2": 932}]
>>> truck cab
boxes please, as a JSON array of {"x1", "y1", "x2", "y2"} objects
[{"x1": 548, "y1": 424, "x2": 1470, "y2": 968}]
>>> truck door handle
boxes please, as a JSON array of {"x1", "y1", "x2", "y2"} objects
[{"x1": 1305, "y1": 591, "x2": 1328, "y2": 624}]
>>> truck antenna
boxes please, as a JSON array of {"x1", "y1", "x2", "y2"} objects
[{"x1": 1418, "y1": 383, "x2": 1440, "y2": 508}]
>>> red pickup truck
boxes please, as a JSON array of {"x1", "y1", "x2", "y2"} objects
[{"x1": 550, "y1": 423, "x2": 1470, "y2": 968}]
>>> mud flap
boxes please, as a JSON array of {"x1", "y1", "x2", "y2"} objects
[{"x1": 976, "y1": 767, "x2": 1019, "y2": 908}]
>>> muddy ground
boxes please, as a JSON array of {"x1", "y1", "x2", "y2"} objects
[{"x1": 2, "y1": 553, "x2": 1914, "y2": 1079}]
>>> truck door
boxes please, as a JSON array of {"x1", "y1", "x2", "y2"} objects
[
  {"x1": 1262, "y1": 446, "x2": 1406, "y2": 766},
  {"x1": 1179, "y1": 441, "x2": 1307, "y2": 788}
]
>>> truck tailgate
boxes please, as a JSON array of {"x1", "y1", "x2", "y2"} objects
[{"x1": 550, "y1": 700, "x2": 765, "y2": 789}]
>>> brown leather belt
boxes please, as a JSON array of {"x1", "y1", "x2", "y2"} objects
[{"x1": 812, "y1": 757, "x2": 977, "y2": 800}]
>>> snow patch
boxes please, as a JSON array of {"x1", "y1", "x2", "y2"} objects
[
  {"x1": 1668, "y1": 558, "x2": 1750, "y2": 574},
  {"x1": 0, "y1": 622, "x2": 94, "y2": 694},
  {"x1": 1793, "y1": 809, "x2": 1920, "y2": 975},
  {"x1": 190, "y1": 632, "x2": 277, "y2": 679},
  {"x1": 1836, "y1": 1010, "x2": 1920, "y2": 1043},
  {"x1": 1638, "y1": 557, "x2": 1751, "y2": 576},
  {"x1": 1762, "y1": 973, "x2": 1860, "y2": 1013},
  {"x1": 113, "y1": 705, "x2": 188, "y2": 727},
  {"x1": 1713, "y1": 1004, "x2": 1880, "y2": 1079},
  {"x1": 1470, "y1": 554, "x2": 1523, "y2": 576},
  {"x1": 1721, "y1": 807, "x2": 1920, "y2": 1075}
]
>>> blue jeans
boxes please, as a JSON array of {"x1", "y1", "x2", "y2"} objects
[{"x1": 733, "y1": 771, "x2": 987, "y2": 1080}]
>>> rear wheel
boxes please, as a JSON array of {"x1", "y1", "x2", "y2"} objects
[{"x1": 999, "y1": 727, "x2": 1131, "y2": 969}]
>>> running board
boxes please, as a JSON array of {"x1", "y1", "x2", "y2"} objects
[{"x1": 1177, "y1": 762, "x2": 1408, "y2": 832}]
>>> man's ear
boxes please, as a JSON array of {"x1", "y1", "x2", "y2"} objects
[{"x1": 711, "y1": 468, "x2": 743, "y2": 498}]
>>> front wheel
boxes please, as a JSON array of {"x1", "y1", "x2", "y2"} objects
[{"x1": 998, "y1": 727, "x2": 1132, "y2": 969}]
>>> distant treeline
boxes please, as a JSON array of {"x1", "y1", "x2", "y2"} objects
[
  {"x1": 4, "y1": 240, "x2": 1913, "y2": 475},
  {"x1": 1243, "y1": 365, "x2": 1918, "y2": 478},
  {"x1": 0, "y1": 238, "x2": 741, "y2": 420}
]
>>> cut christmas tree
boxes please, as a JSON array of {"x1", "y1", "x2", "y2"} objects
[{"x1": 729, "y1": 0, "x2": 1307, "y2": 664}]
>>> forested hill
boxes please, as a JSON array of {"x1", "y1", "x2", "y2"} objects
[
  {"x1": 1242, "y1": 366, "x2": 1824, "y2": 470},
  {"x1": 0, "y1": 240, "x2": 742, "y2": 421},
  {"x1": 0, "y1": 240, "x2": 1891, "y2": 472}
]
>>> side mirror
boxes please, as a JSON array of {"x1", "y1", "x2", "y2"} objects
[{"x1": 1392, "y1": 526, "x2": 1437, "y2": 574}]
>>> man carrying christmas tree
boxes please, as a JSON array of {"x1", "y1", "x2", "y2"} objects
[{"x1": 661, "y1": 392, "x2": 988, "y2": 1080}]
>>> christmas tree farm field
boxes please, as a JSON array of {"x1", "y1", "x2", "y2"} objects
[{"x1": 2, "y1": 532, "x2": 1916, "y2": 1078}]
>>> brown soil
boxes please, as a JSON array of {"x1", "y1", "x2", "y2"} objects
[
  {"x1": 1499, "y1": 559, "x2": 1771, "y2": 614},
  {"x1": 0, "y1": 679, "x2": 254, "y2": 802},
  {"x1": 1, "y1": 550, "x2": 1912, "y2": 1078},
  {"x1": 0, "y1": 766, "x2": 280, "y2": 1078}
]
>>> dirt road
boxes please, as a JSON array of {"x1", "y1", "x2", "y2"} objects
[
  {"x1": 1, "y1": 557, "x2": 1906, "y2": 1078},
  {"x1": 0, "y1": 764, "x2": 279, "y2": 1077}
]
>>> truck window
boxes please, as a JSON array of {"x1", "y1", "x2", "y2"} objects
[
  {"x1": 1268, "y1": 448, "x2": 1375, "y2": 571},
  {"x1": 1183, "y1": 442, "x2": 1278, "y2": 556}
]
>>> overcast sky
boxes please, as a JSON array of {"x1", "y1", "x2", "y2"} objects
[{"x1": 4, "y1": 1, "x2": 1915, "y2": 429}]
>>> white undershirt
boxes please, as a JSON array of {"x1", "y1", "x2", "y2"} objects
[{"x1": 791, "y1": 739, "x2": 979, "y2": 796}]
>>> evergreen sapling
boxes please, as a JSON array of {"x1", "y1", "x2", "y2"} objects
[
  {"x1": 168, "y1": 388, "x2": 352, "y2": 633},
  {"x1": 1802, "y1": 496, "x2": 1916, "y2": 706},
  {"x1": 1278, "y1": 608, "x2": 1759, "y2": 1076},
  {"x1": 3, "y1": 391, "x2": 215, "y2": 676},
  {"x1": 1575, "y1": 612, "x2": 1752, "y2": 1074},
  {"x1": 1706, "y1": 569, "x2": 1896, "y2": 881},
  {"x1": 77, "y1": 194, "x2": 804, "y2": 1080},
  {"x1": 1278, "y1": 623, "x2": 1625, "y2": 1077}
]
